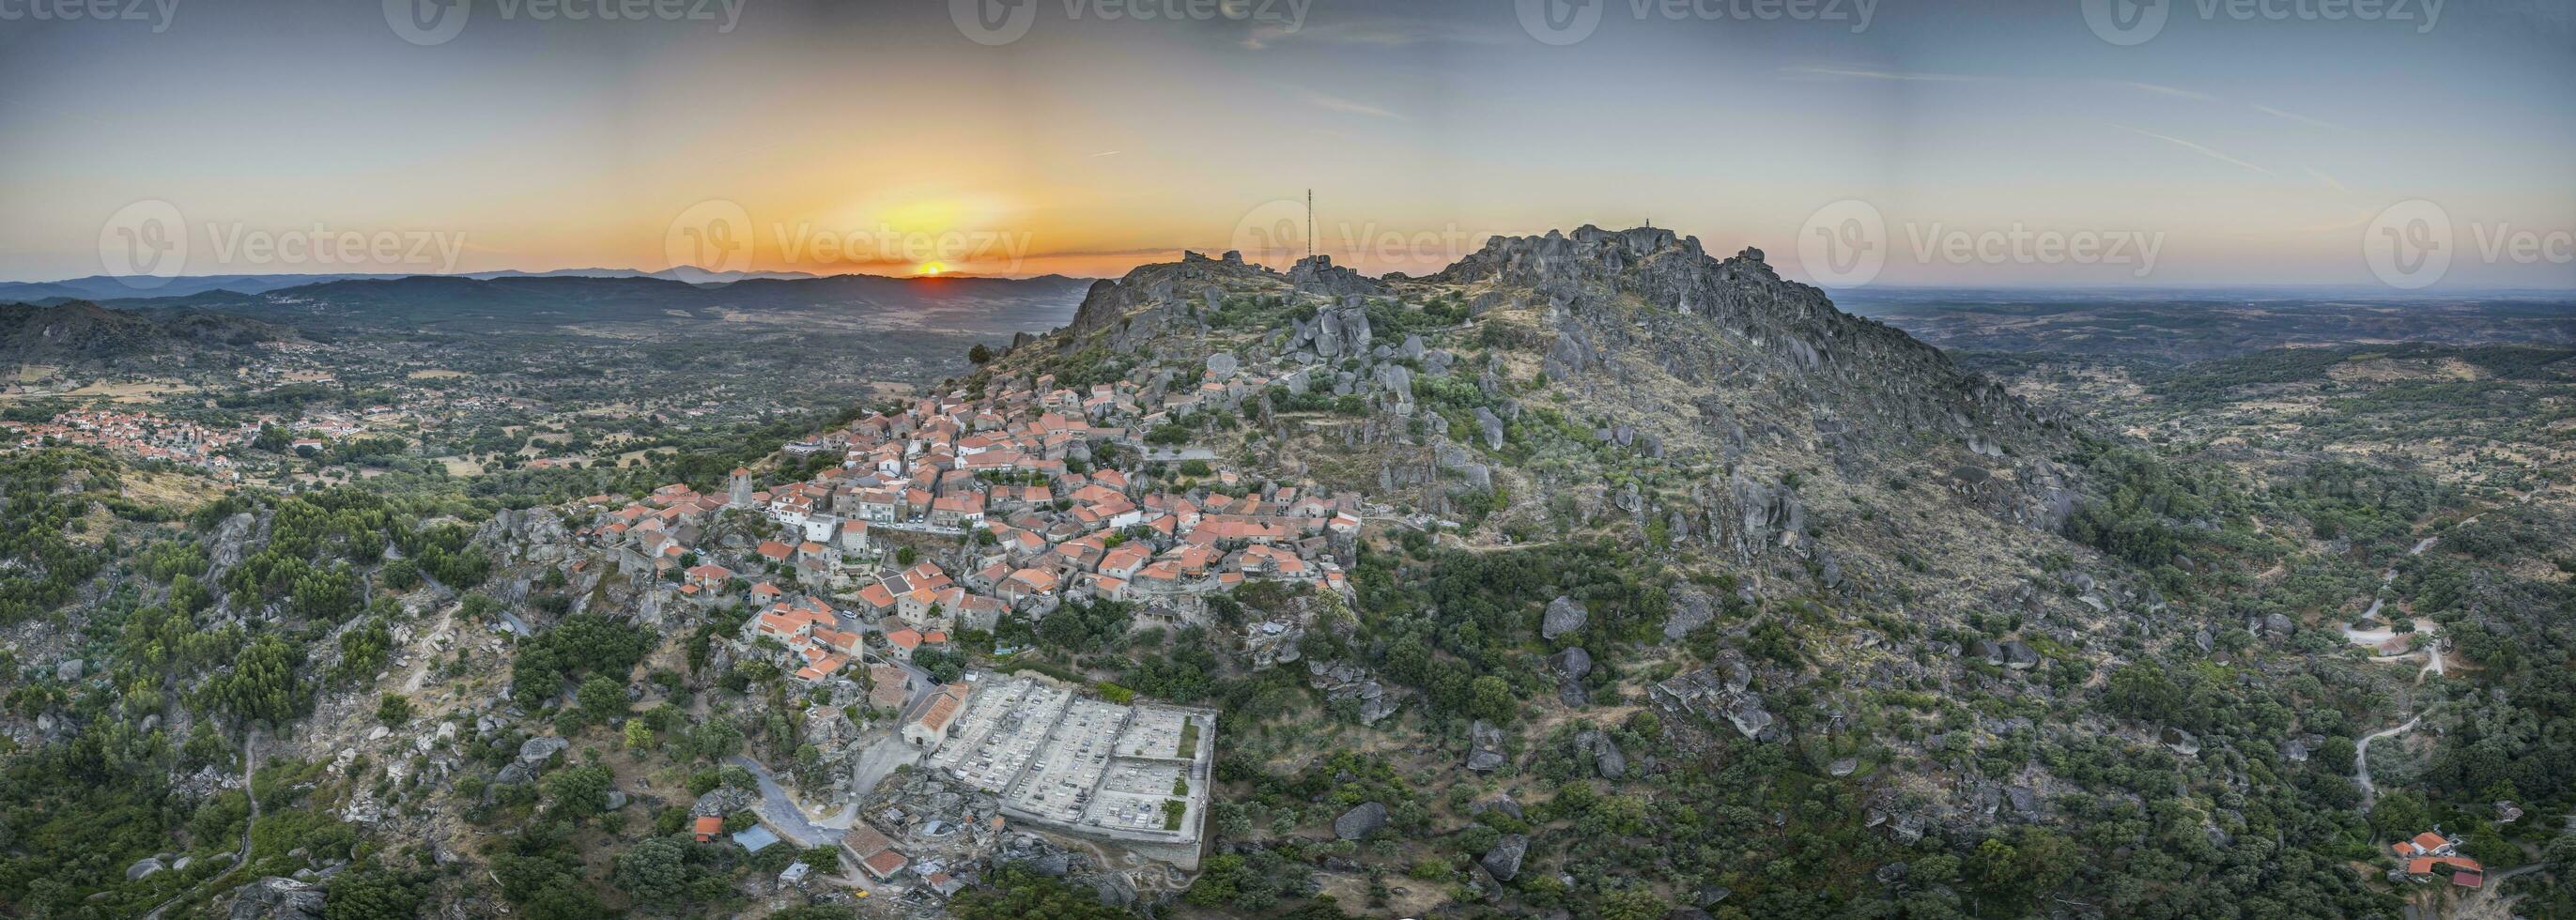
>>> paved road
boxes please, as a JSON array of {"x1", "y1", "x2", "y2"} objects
[
  {"x1": 728, "y1": 755, "x2": 842, "y2": 849},
  {"x1": 2355, "y1": 710, "x2": 2430, "y2": 808},
  {"x1": 849, "y1": 734, "x2": 924, "y2": 803},
  {"x1": 144, "y1": 728, "x2": 259, "y2": 920}
]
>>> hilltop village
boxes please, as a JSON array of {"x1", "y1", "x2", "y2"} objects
[{"x1": 569, "y1": 346, "x2": 1374, "y2": 903}]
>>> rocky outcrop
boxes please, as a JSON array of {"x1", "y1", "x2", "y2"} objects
[
  {"x1": 1576, "y1": 728, "x2": 1627, "y2": 779},
  {"x1": 1541, "y1": 595, "x2": 1588, "y2": 640},
  {"x1": 1653, "y1": 663, "x2": 1782, "y2": 743},
  {"x1": 1286, "y1": 254, "x2": 1385, "y2": 299},
  {"x1": 1465, "y1": 720, "x2": 1508, "y2": 773},
  {"x1": 1308, "y1": 659, "x2": 1399, "y2": 725},
  {"x1": 1549, "y1": 647, "x2": 1593, "y2": 707},
  {"x1": 229, "y1": 877, "x2": 327, "y2": 920},
  {"x1": 495, "y1": 735, "x2": 568, "y2": 786},
  {"x1": 1333, "y1": 801, "x2": 1388, "y2": 840},
  {"x1": 1060, "y1": 252, "x2": 1275, "y2": 353},
  {"x1": 1284, "y1": 297, "x2": 1374, "y2": 360},
  {"x1": 1479, "y1": 834, "x2": 1530, "y2": 882}
]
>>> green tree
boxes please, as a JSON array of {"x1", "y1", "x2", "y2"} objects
[
  {"x1": 543, "y1": 763, "x2": 614, "y2": 822},
  {"x1": 323, "y1": 866, "x2": 430, "y2": 920},
  {"x1": 952, "y1": 865, "x2": 1128, "y2": 919},
  {"x1": 2369, "y1": 790, "x2": 2430, "y2": 840},
  {"x1": 1469, "y1": 675, "x2": 1516, "y2": 724},
  {"x1": 610, "y1": 836, "x2": 690, "y2": 905},
  {"x1": 578, "y1": 675, "x2": 626, "y2": 725},
  {"x1": 1598, "y1": 887, "x2": 1669, "y2": 920}
]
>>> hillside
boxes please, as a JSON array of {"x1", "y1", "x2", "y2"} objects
[
  {"x1": 2, "y1": 226, "x2": 2567, "y2": 920},
  {"x1": 0, "y1": 300, "x2": 287, "y2": 367}
]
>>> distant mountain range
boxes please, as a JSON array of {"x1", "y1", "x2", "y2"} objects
[
  {"x1": 1, "y1": 270, "x2": 1099, "y2": 340},
  {"x1": 0, "y1": 268, "x2": 1089, "y2": 302}
]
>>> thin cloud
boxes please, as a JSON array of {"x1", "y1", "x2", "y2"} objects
[
  {"x1": 2305, "y1": 166, "x2": 2349, "y2": 194},
  {"x1": 1780, "y1": 65, "x2": 1997, "y2": 84},
  {"x1": 1795, "y1": 68, "x2": 2298, "y2": 117},
  {"x1": 1240, "y1": 16, "x2": 1519, "y2": 50},
  {"x1": 2115, "y1": 81, "x2": 2218, "y2": 102},
  {"x1": 2253, "y1": 104, "x2": 2346, "y2": 131},
  {"x1": 1089, "y1": 150, "x2": 1123, "y2": 158},
  {"x1": 1297, "y1": 90, "x2": 1404, "y2": 120},
  {"x1": 2109, "y1": 124, "x2": 2275, "y2": 176}
]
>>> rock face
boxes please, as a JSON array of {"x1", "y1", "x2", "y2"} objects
[
  {"x1": 1479, "y1": 834, "x2": 1530, "y2": 882},
  {"x1": 1060, "y1": 251, "x2": 1276, "y2": 353},
  {"x1": 1474, "y1": 406, "x2": 1505, "y2": 450},
  {"x1": 1286, "y1": 254, "x2": 1386, "y2": 299},
  {"x1": 1287, "y1": 297, "x2": 1375, "y2": 360},
  {"x1": 1549, "y1": 646, "x2": 1594, "y2": 706},
  {"x1": 1334, "y1": 801, "x2": 1388, "y2": 840},
  {"x1": 1576, "y1": 728, "x2": 1627, "y2": 779},
  {"x1": 229, "y1": 877, "x2": 327, "y2": 920},
  {"x1": 126, "y1": 856, "x2": 165, "y2": 881},
  {"x1": 1542, "y1": 595, "x2": 1588, "y2": 640},
  {"x1": 496, "y1": 735, "x2": 569, "y2": 784},
  {"x1": 1424, "y1": 224, "x2": 2076, "y2": 544},
  {"x1": 2162, "y1": 727, "x2": 2201, "y2": 756},
  {"x1": 1308, "y1": 659, "x2": 1399, "y2": 725},
  {"x1": 1653, "y1": 665, "x2": 1782, "y2": 743},
  {"x1": 1664, "y1": 590, "x2": 1717, "y2": 640},
  {"x1": 1465, "y1": 720, "x2": 1509, "y2": 773},
  {"x1": 692, "y1": 786, "x2": 759, "y2": 817}
]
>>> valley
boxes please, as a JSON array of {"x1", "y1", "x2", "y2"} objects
[{"x1": 2, "y1": 233, "x2": 2572, "y2": 920}]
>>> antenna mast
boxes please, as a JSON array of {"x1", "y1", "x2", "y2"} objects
[{"x1": 1305, "y1": 189, "x2": 1314, "y2": 262}]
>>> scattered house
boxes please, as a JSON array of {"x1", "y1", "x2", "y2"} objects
[
  {"x1": 885, "y1": 627, "x2": 924, "y2": 661},
  {"x1": 924, "y1": 870, "x2": 964, "y2": 897},
  {"x1": 868, "y1": 663, "x2": 914, "y2": 711},
  {"x1": 685, "y1": 563, "x2": 733, "y2": 590},
  {"x1": 2403, "y1": 855, "x2": 2483, "y2": 879},
  {"x1": 693, "y1": 815, "x2": 725, "y2": 843},
  {"x1": 902, "y1": 683, "x2": 970, "y2": 751},
  {"x1": 840, "y1": 823, "x2": 907, "y2": 881},
  {"x1": 2396, "y1": 831, "x2": 2459, "y2": 858},
  {"x1": 2393, "y1": 829, "x2": 2483, "y2": 883}
]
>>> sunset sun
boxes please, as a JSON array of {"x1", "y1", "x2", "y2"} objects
[{"x1": 916, "y1": 261, "x2": 947, "y2": 276}]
